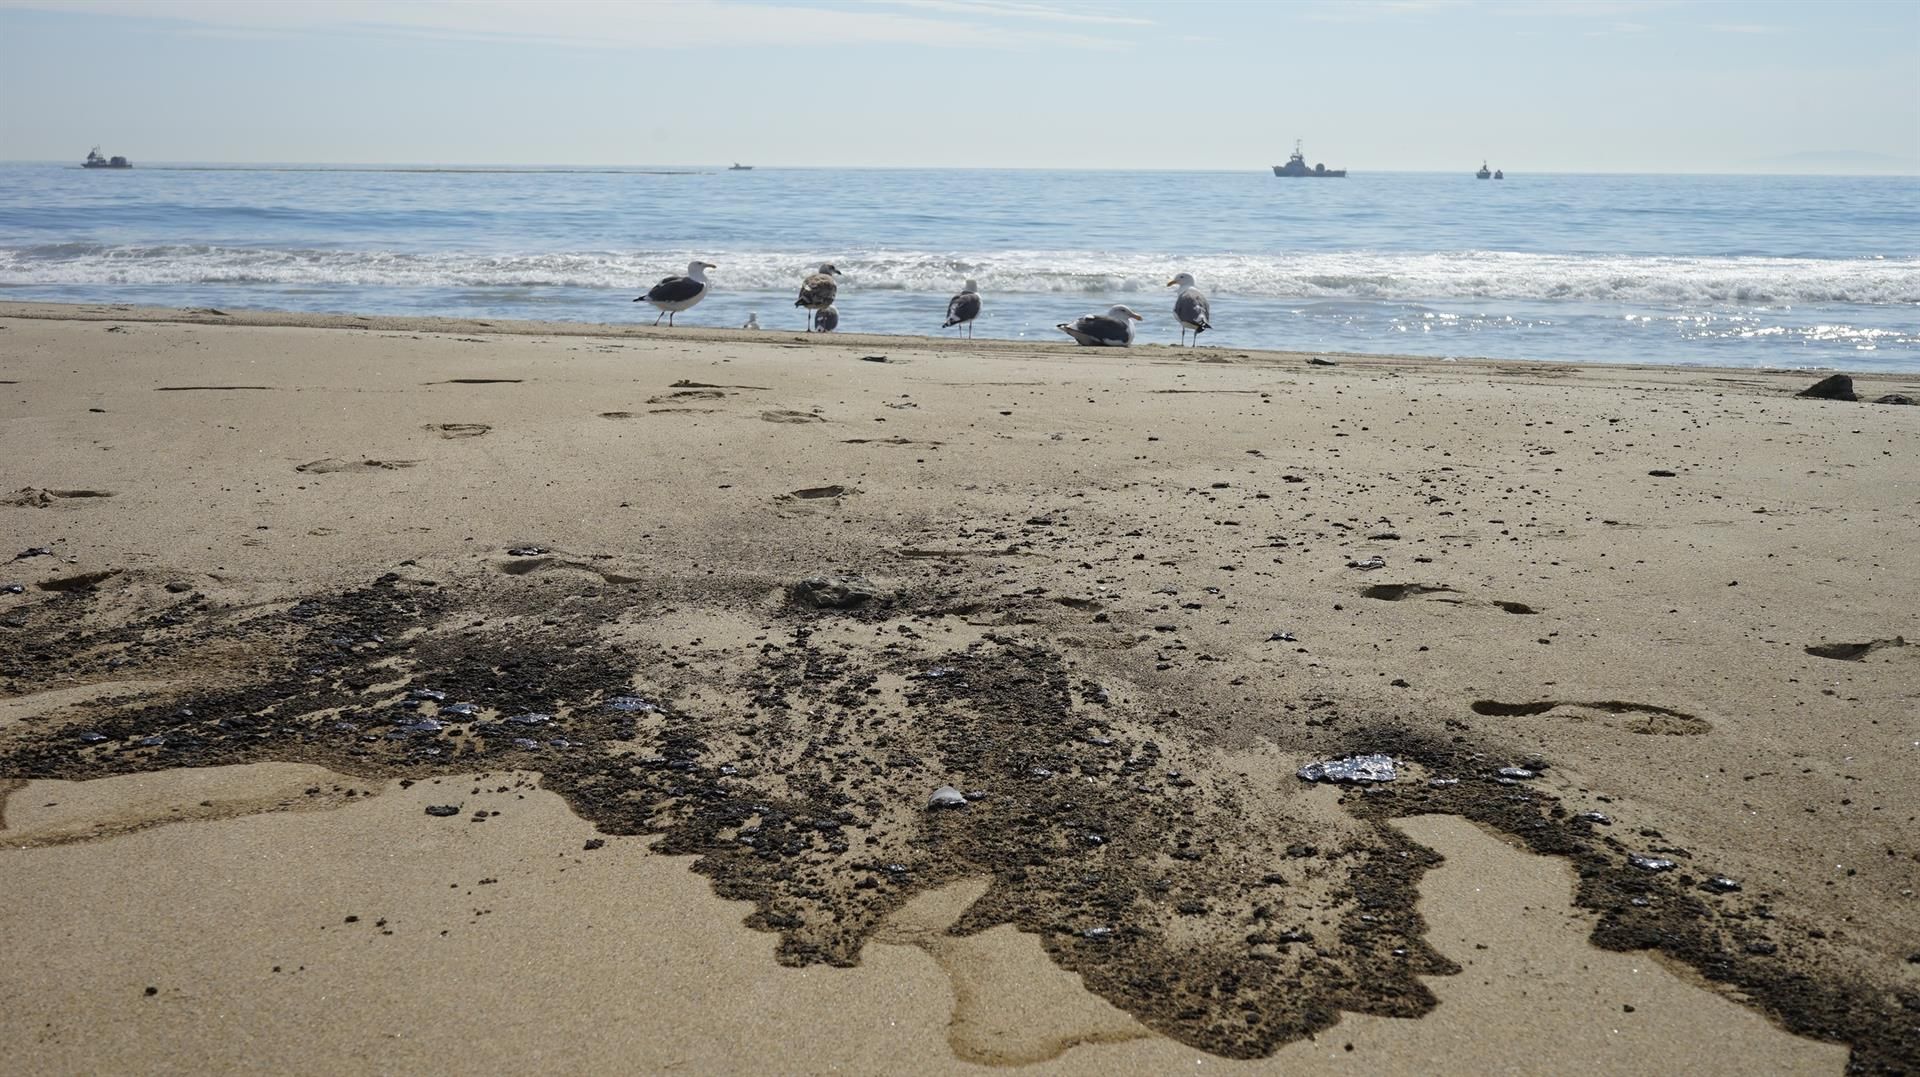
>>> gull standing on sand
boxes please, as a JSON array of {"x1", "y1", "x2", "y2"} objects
[
  {"x1": 1057, "y1": 304, "x2": 1143, "y2": 347},
  {"x1": 633, "y1": 259, "x2": 715, "y2": 326},
  {"x1": 742, "y1": 312, "x2": 760, "y2": 330},
  {"x1": 794, "y1": 263, "x2": 841, "y2": 331},
  {"x1": 1167, "y1": 272, "x2": 1211, "y2": 346},
  {"x1": 813, "y1": 304, "x2": 839, "y2": 333},
  {"x1": 943, "y1": 279, "x2": 982, "y2": 338}
]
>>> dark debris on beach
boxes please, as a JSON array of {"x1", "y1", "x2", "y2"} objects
[{"x1": 0, "y1": 563, "x2": 1913, "y2": 1071}]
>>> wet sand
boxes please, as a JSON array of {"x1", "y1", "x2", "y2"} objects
[{"x1": 1, "y1": 302, "x2": 1916, "y2": 1072}]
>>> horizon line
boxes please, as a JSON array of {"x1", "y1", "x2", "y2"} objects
[{"x1": 7, "y1": 160, "x2": 1919, "y2": 178}]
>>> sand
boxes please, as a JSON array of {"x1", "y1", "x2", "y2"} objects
[{"x1": 1, "y1": 301, "x2": 1916, "y2": 1073}]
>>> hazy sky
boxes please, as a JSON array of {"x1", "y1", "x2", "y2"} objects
[{"x1": 3, "y1": 0, "x2": 1915, "y2": 171}]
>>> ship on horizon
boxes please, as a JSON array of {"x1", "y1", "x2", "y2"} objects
[
  {"x1": 83, "y1": 146, "x2": 132, "y2": 169},
  {"x1": 1273, "y1": 140, "x2": 1345, "y2": 178}
]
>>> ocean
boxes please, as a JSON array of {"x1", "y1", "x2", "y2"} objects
[{"x1": 2, "y1": 163, "x2": 1916, "y2": 369}]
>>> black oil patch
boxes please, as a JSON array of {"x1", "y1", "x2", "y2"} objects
[{"x1": 0, "y1": 567, "x2": 1911, "y2": 1070}]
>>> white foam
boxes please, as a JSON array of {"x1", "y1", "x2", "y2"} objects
[{"x1": 2, "y1": 243, "x2": 1916, "y2": 307}]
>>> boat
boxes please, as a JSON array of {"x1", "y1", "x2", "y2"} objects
[
  {"x1": 1272, "y1": 140, "x2": 1345, "y2": 178},
  {"x1": 1475, "y1": 161, "x2": 1491, "y2": 179},
  {"x1": 1493, "y1": 169, "x2": 1504, "y2": 180},
  {"x1": 83, "y1": 146, "x2": 132, "y2": 169},
  {"x1": 728, "y1": 163, "x2": 753, "y2": 171}
]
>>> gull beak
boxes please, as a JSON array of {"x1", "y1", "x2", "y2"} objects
[
  {"x1": 631, "y1": 296, "x2": 643, "y2": 302},
  {"x1": 1165, "y1": 279, "x2": 1177, "y2": 287},
  {"x1": 1130, "y1": 311, "x2": 1144, "y2": 321},
  {"x1": 705, "y1": 262, "x2": 718, "y2": 270}
]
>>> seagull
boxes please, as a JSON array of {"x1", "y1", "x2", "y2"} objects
[
  {"x1": 813, "y1": 304, "x2": 839, "y2": 333},
  {"x1": 742, "y1": 312, "x2": 760, "y2": 330},
  {"x1": 633, "y1": 259, "x2": 715, "y2": 327},
  {"x1": 794, "y1": 263, "x2": 841, "y2": 331},
  {"x1": 1058, "y1": 304, "x2": 1143, "y2": 347},
  {"x1": 1167, "y1": 272, "x2": 1211, "y2": 346},
  {"x1": 943, "y1": 279, "x2": 982, "y2": 338}
]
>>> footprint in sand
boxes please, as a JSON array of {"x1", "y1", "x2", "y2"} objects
[
  {"x1": 1804, "y1": 637, "x2": 1907, "y2": 661},
  {"x1": 3, "y1": 488, "x2": 116, "y2": 508},
  {"x1": 36, "y1": 569, "x2": 122, "y2": 593},
  {"x1": 646, "y1": 389, "x2": 727, "y2": 404},
  {"x1": 294, "y1": 459, "x2": 421, "y2": 474},
  {"x1": 601, "y1": 406, "x2": 721, "y2": 417},
  {"x1": 495, "y1": 555, "x2": 639, "y2": 585},
  {"x1": 1362, "y1": 583, "x2": 1462, "y2": 602},
  {"x1": 761, "y1": 410, "x2": 824, "y2": 423},
  {"x1": 424, "y1": 423, "x2": 490, "y2": 439},
  {"x1": 843, "y1": 437, "x2": 943, "y2": 447},
  {"x1": 1362, "y1": 582, "x2": 1538, "y2": 614},
  {"x1": 784, "y1": 485, "x2": 856, "y2": 501},
  {"x1": 671, "y1": 379, "x2": 771, "y2": 390},
  {"x1": 1469, "y1": 699, "x2": 1713, "y2": 736},
  {"x1": 428, "y1": 378, "x2": 522, "y2": 385}
]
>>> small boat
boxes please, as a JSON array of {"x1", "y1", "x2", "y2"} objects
[
  {"x1": 1493, "y1": 169, "x2": 1504, "y2": 180},
  {"x1": 1475, "y1": 161, "x2": 1492, "y2": 179},
  {"x1": 728, "y1": 163, "x2": 753, "y2": 171},
  {"x1": 83, "y1": 146, "x2": 132, "y2": 169},
  {"x1": 1272, "y1": 140, "x2": 1346, "y2": 178}
]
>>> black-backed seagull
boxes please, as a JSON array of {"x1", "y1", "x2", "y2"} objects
[
  {"x1": 943, "y1": 279, "x2": 982, "y2": 338},
  {"x1": 634, "y1": 259, "x2": 715, "y2": 326},
  {"x1": 1058, "y1": 304, "x2": 1143, "y2": 347}
]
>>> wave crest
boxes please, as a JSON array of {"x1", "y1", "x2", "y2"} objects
[{"x1": 3, "y1": 243, "x2": 1916, "y2": 306}]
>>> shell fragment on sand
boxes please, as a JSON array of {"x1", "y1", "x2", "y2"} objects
[
  {"x1": 927, "y1": 785, "x2": 967, "y2": 810},
  {"x1": 1296, "y1": 754, "x2": 1397, "y2": 784}
]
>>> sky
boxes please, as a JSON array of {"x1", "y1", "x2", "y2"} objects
[{"x1": 1, "y1": 0, "x2": 1915, "y2": 172}]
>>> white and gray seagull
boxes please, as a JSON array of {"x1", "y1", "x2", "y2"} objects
[
  {"x1": 633, "y1": 259, "x2": 715, "y2": 327},
  {"x1": 1057, "y1": 304, "x2": 1143, "y2": 347},
  {"x1": 943, "y1": 279, "x2": 982, "y2": 338},
  {"x1": 794, "y1": 263, "x2": 841, "y2": 331},
  {"x1": 1167, "y1": 271, "x2": 1211, "y2": 346}
]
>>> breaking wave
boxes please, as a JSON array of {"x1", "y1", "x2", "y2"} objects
[{"x1": 4, "y1": 243, "x2": 1916, "y2": 307}]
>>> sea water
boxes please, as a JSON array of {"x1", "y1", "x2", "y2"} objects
[{"x1": 1, "y1": 163, "x2": 1915, "y2": 369}]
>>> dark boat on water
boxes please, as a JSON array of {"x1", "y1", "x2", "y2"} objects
[
  {"x1": 84, "y1": 147, "x2": 131, "y2": 169},
  {"x1": 1272, "y1": 140, "x2": 1345, "y2": 177},
  {"x1": 1476, "y1": 161, "x2": 1492, "y2": 179},
  {"x1": 728, "y1": 163, "x2": 753, "y2": 171}
]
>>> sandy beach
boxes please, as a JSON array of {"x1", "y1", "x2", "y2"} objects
[{"x1": 2, "y1": 301, "x2": 1916, "y2": 1073}]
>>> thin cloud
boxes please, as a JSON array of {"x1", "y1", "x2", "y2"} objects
[
  {"x1": 882, "y1": 0, "x2": 1154, "y2": 27},
  {"x1": 1491, "y1": 0, "x2": 1669, "y2": 15},
  {"x1": 1299, "y1": 0, "x2": 1471, "y2": 24},
  {"x1": 0, "y1": 0, "x2": 1135, "y2": 51},
  {"x1": 1581, "y1": 19, "x2": 1649, "y2": 35}
]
